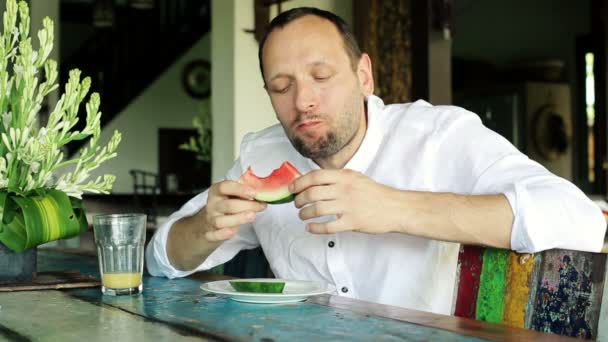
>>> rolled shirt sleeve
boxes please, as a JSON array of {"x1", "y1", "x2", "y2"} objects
[
  {"x1": 433, "y1": 107, "x2": 606, "y2": 253},
  {"x1": 145, "y1": 158, "x2": 260, "y2": 279},
  {"x1": 476, "y1": 155, "x2": 606, "y2": 253}
]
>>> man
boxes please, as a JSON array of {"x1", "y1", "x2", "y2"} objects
[{"x1": 146, "y1": 7, "x2": 606, "y2": 314}]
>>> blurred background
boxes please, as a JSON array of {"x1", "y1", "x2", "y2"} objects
[{"x1": 11, "y1": 0, "x2": 606, "y2": 225}]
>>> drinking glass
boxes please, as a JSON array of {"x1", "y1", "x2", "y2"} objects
[{"x1": 93, "y1": 213, "x2": 146, "y2": 296}]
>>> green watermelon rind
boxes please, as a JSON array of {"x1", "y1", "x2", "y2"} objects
[
  {"x1": 229, "y1": 281, "x2": 286, "y2": 293},
  {"x1": 264, "y1": 194, "x2": 295, "y2": 204},
  {"x1": 255, "y1": 190, "x2": 294, "y2": 204}
]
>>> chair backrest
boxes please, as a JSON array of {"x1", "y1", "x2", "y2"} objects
[
  {"x1": 130, "y1": 169, "x2": 160, "y2": 195},
  {"x1": 454, "y1": 218, "x2": 608, "y2": 340},
  {"x1": 129, "y1": 169, "x2": 160, "y2": 228}
]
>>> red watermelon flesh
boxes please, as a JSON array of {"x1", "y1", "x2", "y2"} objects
[{"x1": 239, "y1": 161, "x2": 302, "y2": 204}]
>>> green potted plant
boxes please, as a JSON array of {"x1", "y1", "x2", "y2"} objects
[
  {"x1": 179, "y1": 102, "x2": 211, "y2": 189},
  {"x1": 0, "y1": 0, "x2": 121, "y2": 282},
  {"x1": 179, "y1": 102, "x2": 211, "y2": 163}
]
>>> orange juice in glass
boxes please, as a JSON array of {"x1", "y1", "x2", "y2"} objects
[
  {"x1": 102, "y1": 272, "x2": 142, "y2": 289},
  {"x1": 93, "y1": 213, "x2": 146, "y2": 296}
]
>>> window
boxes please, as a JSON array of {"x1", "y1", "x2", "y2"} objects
[{"x1": 585, "y1": 52, "x2": 596, "y2": 183}]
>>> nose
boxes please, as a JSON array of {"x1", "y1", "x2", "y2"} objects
[{"x1": 294, "y1": 81, "x2": 318, "y2": 113}]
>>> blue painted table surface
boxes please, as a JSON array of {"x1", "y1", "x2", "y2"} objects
[{"x1": 0, "y1": 250, "x2": 579, "y2": 342}]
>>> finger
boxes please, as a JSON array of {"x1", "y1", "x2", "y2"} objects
[
  {"x1": 294, "y1": 185, "x2": 338, "y2": 209},
  {"x1": 289, "y1": 169, "x2": 339, "y2": 194},
  {"x1": 211, "y1": 180, "x2": 256, "y2": 200},
  {"x1": 211, "y1": 211, "x2": 256, "y2": 229},
  {"x1": 298, "y1": 201, "x2": 340, "y2": 221},
  {"x1": 205, "y1": 226, "x2": 239, "y2": 242},
  {"x1": 306, "y1": 219, "x2": 351, "y2": 234},
  {"x1": 216, "y1": 199, "x2": 267, "y2": 214}
]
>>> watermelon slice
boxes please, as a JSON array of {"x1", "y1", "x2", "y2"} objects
[
  {"x1": 229, "y1": 281, "x2": 285, "y2": 293},
  {"x1": 239, "y1": 161, "x2": 301, "y2": 204}
]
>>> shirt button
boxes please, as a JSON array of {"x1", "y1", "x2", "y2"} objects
[
  {"x1": 341, "y1": 286, "x2": 348, "y2": 293},
  {"x1": 328, "y1": 241, "x2": 335, "y2": 248}
]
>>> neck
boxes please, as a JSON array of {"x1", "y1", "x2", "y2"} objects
[{"x1": 314, "y1": 108, "x2": 368, "y2": 169}]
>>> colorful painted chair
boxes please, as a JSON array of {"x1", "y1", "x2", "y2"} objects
[{"x1": 453, "y1": 214, "x2": 608, "y2": 340}]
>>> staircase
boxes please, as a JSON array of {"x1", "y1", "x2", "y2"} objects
[{"x1": 60, "y1": 0, "x2": 211, "y2": 154}]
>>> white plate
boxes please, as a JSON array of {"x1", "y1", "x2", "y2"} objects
[{"x1": 200, "y1": 278, "x2": 335, "y2": 304}]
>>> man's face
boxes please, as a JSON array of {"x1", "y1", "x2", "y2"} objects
[{"x1": 261, "y1": 16, "x2": 372, "y2": 160}]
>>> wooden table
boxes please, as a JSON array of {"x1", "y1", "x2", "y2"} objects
[{"x1": 0, "y1": 250, "x2": 580, "y2": 341}]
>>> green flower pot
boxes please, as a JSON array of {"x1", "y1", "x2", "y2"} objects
[{"x1": 0, "y1": 189, "x2": 88, "y2": 253}]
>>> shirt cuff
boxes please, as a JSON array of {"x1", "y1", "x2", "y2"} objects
[
  {"x1": 506, "y1": 181, "x2": 606, "y2": 253},
  {"x1": 504, "y1": 183, "x2": 535, "y2": 253},
  {"x1": 145, "y1": 193, "x2": 207, "y2": 279}
]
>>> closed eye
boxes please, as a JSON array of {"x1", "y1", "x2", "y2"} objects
[
  {"x1": 274, "y1": 85, "x2": 291, "y2": 94},
  {"x1": 314, "y1": 75, "x2": 332, "y2": 81}
]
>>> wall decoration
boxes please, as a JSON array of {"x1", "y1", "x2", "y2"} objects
[{"x1": 182, "y1": 59, "x2": 211, "y2": 99}]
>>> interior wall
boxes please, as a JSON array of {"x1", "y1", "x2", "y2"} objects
[{"x1": 90, "y1": 35, "x2": 211, "y2": 194}]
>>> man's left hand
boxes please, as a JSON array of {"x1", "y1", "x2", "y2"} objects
[{"x1": 289, "y1": 169, "x2": 403, "y2": 234}]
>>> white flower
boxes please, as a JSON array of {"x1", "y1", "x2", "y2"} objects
[
  {"x1": 12, "y1": 64, "x2": 23, "y2": 75},
  {"x1": 55, "y1": 178, "x2": 82, "y2": 199},
  {"x1": 0, "y1": 0, "x2": 120, "y2": 195},
  {"x1": 2, "y1": 111, "x2": 12, "y2": 130},
  {"x1": 76, "y1": 171, "x2": 88, "y2": 184},
  {"x1": 2, "y1": 135, "x2": 12, "y2": 152},
  {"x1": 29, "y1": 161, "x2": 39, "y2": 173},
  {"x1": 4, "y1": 80, "x2": 13, "y2": 97}
]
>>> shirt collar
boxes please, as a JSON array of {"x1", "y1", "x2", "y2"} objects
[{"x1": 305, "y1": 95, "x2": 385, "y2": 173}]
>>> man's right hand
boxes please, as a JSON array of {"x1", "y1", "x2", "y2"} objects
[
  {"x1": 166, "y1": 180, "x2": 267, "y2": 271},
  {"x1": 202, "y1": 180, "x2": 267, "y2": 242}
]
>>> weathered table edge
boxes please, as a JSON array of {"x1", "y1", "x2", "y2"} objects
[{"x1": 307, "y1": 295, "x2": 580, "y2": 342}]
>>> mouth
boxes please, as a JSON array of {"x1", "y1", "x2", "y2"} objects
[{"x1": 295, "y1": 120, "x2": 321, "y2": 131}]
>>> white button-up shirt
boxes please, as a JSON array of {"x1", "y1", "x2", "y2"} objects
[{"x1": 146, "y1": 96, "x2": 606, "y2": 314}]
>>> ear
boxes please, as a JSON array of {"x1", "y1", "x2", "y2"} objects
[{"x1": 357, "y1": 53, "x2": 374, "y2": 97}]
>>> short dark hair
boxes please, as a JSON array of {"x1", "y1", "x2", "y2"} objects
[{"x1": 258, "y1": 7, "x2": 362, "y2": 83}]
